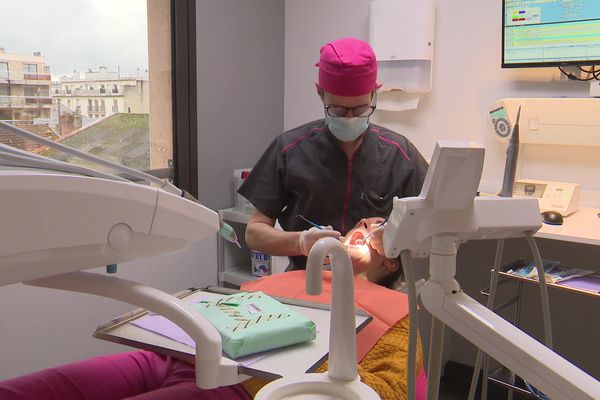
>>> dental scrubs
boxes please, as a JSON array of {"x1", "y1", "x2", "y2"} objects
[{"x1": 238, "y1": 119, "x2": 428, "y2": 270}]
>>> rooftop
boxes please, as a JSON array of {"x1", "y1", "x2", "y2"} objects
[
  {"x1": 40, "y1": 113, "x2": 150, "y2": 171},
  {"x1": 0, "y1": 122, "x2": 56, "y2": 152}
]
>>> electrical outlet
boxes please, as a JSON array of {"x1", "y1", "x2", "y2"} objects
[{"x1": 590, "y1": 81, "x2": 600, "y2": 97}]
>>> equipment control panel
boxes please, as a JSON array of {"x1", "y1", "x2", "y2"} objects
[{"x1": 513, "y1": 179, "x2": 582, "y2": 216}]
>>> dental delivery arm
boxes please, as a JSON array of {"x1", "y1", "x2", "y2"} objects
[
  {"x1": 383, "y1": 141, "x2": 600, "y2": 400},
  {"x1": 0, "y1": 170, "x2": 246, "y2": 389},
  {"x1": 0, "y1": 122, "x2": 247, "y2": 389}
]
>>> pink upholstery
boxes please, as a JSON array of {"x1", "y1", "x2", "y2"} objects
[{"x1": 0, "y1": 351, "x2": 250, "y2": 400}]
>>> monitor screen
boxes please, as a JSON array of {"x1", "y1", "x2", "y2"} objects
[{"x1": 502, "y1": 0, "x2": 600, "y2": 68}]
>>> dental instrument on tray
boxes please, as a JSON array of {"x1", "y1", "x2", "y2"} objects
[
  {"x1": 0, "y1": 120, "x2": 247, "y2": 390},
  {"x1": 382, "y1": 141, "x2": 600, "y2": 400},
  {"x1": 297, "y1": 214, "x2": 325, "y2": 230}
]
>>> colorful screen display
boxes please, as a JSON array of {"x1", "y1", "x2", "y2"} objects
[{"x1": 503, "y1": 0, "x2": 600, "y2": 67}]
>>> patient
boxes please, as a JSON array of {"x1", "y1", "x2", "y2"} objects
[{"x1": 0, "y1": 218, "x2": 425, "y2": 400}]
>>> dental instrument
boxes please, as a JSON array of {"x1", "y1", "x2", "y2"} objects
[
  {"x1": 0, "y1": 121, "x2": 184, "y2": 196},
  {"x1": 355, "y1": 219, "x2": 387, "y2": 245},
  {"x1": 297, "y1": 214, "x2": 325, "y2": 230},
  {"x1": 383, "y1": 141, "x2": 600, "y2": 400},
  {"x1": 219, "y1": 221, "x2": 242, "y2": 248}
]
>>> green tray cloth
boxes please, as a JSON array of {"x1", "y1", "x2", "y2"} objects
[{"x1": 192, "y1": 291, "x2": 316, "y2": 359}]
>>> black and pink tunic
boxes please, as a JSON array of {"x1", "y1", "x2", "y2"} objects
[{"x1": 239, "y1": 119, "x2": 428, "y2": 270}]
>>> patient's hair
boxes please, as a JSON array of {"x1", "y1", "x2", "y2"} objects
[{"x1": 375, "y1": 259, "x2": 404, "y2": 289}]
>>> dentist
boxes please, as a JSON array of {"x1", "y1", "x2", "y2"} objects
[{"x1": 240, "y1": 37, "x2": 428, "y2": 270}]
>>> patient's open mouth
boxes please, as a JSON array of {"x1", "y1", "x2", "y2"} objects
[{"x1": 349, "y1": 230, "x2": 366, "y2": 245}]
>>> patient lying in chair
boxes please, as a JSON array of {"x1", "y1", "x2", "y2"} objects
[{"x1": 0, "y1": 219, "x2": 426, "y2": 400}]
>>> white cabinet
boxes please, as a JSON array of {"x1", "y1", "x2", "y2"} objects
[{"x1": 217, "y1": 208, "x2": 288, "y2": 287}]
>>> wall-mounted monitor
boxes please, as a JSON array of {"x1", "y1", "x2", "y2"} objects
[{"x1": 502, "y1": 0, "x2": 600, "y2": 68}]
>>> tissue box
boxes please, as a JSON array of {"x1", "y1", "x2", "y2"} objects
[{"x1": 192, "y1": 291, "x2": 316, "y2": 359}]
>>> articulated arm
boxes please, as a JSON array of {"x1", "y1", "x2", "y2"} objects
[{"x1": 25, "y1": 271, "x2": 246, "y2": 389}]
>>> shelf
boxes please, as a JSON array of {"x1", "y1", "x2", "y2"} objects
[
  {"x1": 498, "y1": 271, "x2": 600, "y2": 299},
  {"x1": 219, "y1": 207, "x2": 251, "y2": 224},
  {"x1": 220, "y1": 265, "x2": 256, "y2": 286},
  {"x1": 535, "y1": 207, "x2": 600, "y2": 246}
]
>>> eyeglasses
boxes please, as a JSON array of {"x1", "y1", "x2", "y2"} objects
[
  {"x1": 322, "y1": 91, "x2": 378, "y2": 118},
  {"x1": 324, "y1": 104, "x2": 376, "y2": 118}
]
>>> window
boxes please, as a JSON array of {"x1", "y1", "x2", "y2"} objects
[
  {"x1": 0, "y1": 0, "x2": 196, "y2": 194},
  {"x1": 0, "y1": 84, "x2": 9, "y2": 111},
  {"x1": 0, "y1": 62, "x2": 8, "y2": 78},
  {"x1": 22, "y1": 63, "x2": 38, "y2": 74},
  {"x1": 24, "y1": 87, "x2": 38, "y2": 96}
]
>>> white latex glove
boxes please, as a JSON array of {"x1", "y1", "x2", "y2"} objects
[
  {"x1": 298, "y1": 226, "x2": 341, "y2": 256},
  {"x1": 368, "y1": 224, "x2": 386, "y2": 256}
]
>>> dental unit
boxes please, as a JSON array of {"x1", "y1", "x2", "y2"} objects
[{"x1": 3, "y1": 119, "x2": 599, "y2": 399}]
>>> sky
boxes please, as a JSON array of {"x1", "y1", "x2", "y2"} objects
[{"x1": 0, "y1": 0, "x2": 148, "y2": 80}]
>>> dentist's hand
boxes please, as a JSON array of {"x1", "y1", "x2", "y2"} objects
[
  {"x1": 298, "y1": 226, "x2": 341, "y2": 256},
  {"x1": 368, "y1": 224, "x2": 386, "y2": 256}
]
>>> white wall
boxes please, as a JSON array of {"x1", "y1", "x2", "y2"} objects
[
  {"x1": 0, "y1": 238, "x2": 217, "y2": 380},
  {"x1": 196, "y1": 0, "x2": 284, "y2": 211},
  {"x1": 285, "y1": 0, "x2": 600, "y2": 378}
]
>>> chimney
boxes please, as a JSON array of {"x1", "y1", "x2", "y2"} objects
[{"x1": 0, "y1": 47, "x2": 5, "y2": 54}]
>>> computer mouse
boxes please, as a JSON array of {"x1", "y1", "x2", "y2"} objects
[{"x1": 541, "y1": 210, "x2": 564, "y2": 225}]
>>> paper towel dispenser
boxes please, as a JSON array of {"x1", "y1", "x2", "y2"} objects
[{"x1": 369, "y1": 0, "x2": 435, "y2": 94}]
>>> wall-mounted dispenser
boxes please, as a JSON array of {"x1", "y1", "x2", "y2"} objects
[{"x1": 369, "y1": 0, "x2": 435, "y2": 111}]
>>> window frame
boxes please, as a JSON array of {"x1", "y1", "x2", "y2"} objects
[
  {"x1": 171, "y1": 0, "x2": 198, "y2": 197},
  {"x1": 22, "y1": 63, "x2": 38, "y2": 74}
]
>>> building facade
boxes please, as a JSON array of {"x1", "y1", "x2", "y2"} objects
[
  {"x1": 0, "y1": 48, "x2": 52, "y2": 120},
  {"x1": 52, "y1": 66, "x2": 149, "y2": 119}
]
